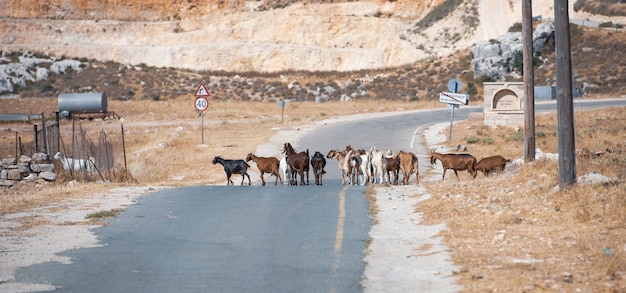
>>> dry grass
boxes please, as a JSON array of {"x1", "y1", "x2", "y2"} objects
[
  {"x1": 0, "y1": 181, "x2": 122, "y2": 213},
  {"x1": 364, "y1": 185, "x2": 379, "y2": 224},
  {"x1": 419, "y1": 107, "x2": 626, "y2": 292}
]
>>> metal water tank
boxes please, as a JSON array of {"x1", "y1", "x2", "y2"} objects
[{"x1": 58, "y1": 92, "x2": 107, "y2": 117}]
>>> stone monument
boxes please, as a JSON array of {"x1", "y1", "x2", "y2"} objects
[{"x1": 483, "y1": 82, "x2": 525, "y2": 127}]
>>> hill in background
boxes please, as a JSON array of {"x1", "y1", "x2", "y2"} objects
[
  {"x1": 1, "y1": 0, "x2": 625, "y2": 103},
  {"x1": 3, "y1": 22, "x2": 625, "y2": 105}
]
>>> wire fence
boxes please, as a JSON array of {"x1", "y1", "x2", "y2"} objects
[{"x1": 0, "y1": 114, "x2": 131, "y2": 182}]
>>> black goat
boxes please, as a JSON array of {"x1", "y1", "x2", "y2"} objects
[
  {"x1": 212, "y1": 156, "x2": 251, "y2": 185},
  {"x1": 310, "y1": 151, "x2": 327, "y2": 185}
]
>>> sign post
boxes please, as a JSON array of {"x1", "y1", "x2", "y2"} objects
[
  {"x1": 440, "y1": 79, "x2": 468, "y2": 141},
  {"x1": 447, "y1": 103, "x2": 459, "y2": 141},
  {"x1": 194, "y1": 83, "x2": 210, "y2": 145},
  {"x1": 278, "y1": 100, "x2": 286, "y2": 123}
]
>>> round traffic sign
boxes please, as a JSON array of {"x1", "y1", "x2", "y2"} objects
[
  {"x1": 447, "y1": 78, "x2": 463, "y2": 93},
  {"x1": 194, "y1": 96, "x2": 209, "y2": 112}
]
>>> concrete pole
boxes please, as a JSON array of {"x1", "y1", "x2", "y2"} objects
[
  {"x1": 522, "y1": 0, "x2": 536, "y2": 163},
  {"x1": 554, "y1": 0, "x2": 577, "y2": 189}
]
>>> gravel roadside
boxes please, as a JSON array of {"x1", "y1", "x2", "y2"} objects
[{"x1": 362, "y1": 122, "x2": 461, "y2": 292}]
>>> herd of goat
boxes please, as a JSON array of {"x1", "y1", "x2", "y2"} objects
[{"x1": 212, "y1": 142, "x2": 511, "y2": 186}]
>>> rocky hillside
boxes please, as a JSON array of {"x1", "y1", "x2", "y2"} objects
[
  {"x1": 1, "y1": 0, "x2": 447, "y2": 72},
  {"x1": 2, "y1": 0, "x2": 625, "y2": 73},
  {"x1": 2, "y1": 21, "x2": 625, "y2": 105},
  {"x1": 1, "y1": 0, "x2": 625, "y2": 102},
  {"x1": 3, "y1": 0, "x2": 624, "y2": 73}
]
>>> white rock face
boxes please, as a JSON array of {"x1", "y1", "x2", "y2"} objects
[
  {"x1": 0, "y1": 2, "x2": 433, "y2": 72},
  {"x1": 0, "y1": 0, "x2": 511, "y2": 72},
  {"x1": 0, "y1": 52, "x2": 84, "y2": 95},
  {"x1": 0, "y1": 0, "x2": 620, "y2": 72}
]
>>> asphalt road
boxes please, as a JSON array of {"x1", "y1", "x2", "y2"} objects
[
  {"x1": 17, "y1": 184, "x2": 370, "y2": 292},
  {"x1": 15, "y1": 98, "x2": 626, "y2": 292}
]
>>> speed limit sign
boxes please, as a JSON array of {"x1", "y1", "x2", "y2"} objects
[{"x1": 194, "y1": 96, "x2": 209, "y2": 112}]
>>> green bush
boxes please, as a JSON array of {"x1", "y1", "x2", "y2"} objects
[
  {"x1": 466, "y1": 136, "x2": 480, "y2": 144},
  {"x1": 86, "y1": 209, "x2": 123, "y2": 219},
  {"x1": 536, "y1": 129, "x2": 546, "y2": 138},
  {"x1": 505, "y1": 132, "x2": 524, "y2": 142}
]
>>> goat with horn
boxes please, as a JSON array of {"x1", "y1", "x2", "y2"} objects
[{"x1": 429, "y1": 147, "x2": 477, "y2": 181}]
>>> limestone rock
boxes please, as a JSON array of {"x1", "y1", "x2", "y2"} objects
[
  {"x1": 23, "y1": 173, "x2": 37, "y2": 182},
  {"x1": 39, "y1": 171, "x2": 57, "y2": 181},
  {"x1": 0, "y1": 179, "x2": 15, "y2": 187},
  {"x1": 472, "y1": 22, "x2": 555, "y2": 81},
  {"x1": 578, "y1": 172, "x2": 614, "y2": 185},
  {"x1": 7, "y1": 169, "x2": 21, "y2": 180},
  {"x1": 1, "y1": 158, "x2": 16, "y2": 166},
  {"x1": 30, "y1": 164, "x2": 55, "y2": 173},
  {"x1": 31, "y1": 152, "x2": 50, "y2": 164}
]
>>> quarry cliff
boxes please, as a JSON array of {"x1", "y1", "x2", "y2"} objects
[
  {"x1": 1, "y1": 0, "x2": 623, "y2": 75},
  {"x1": 0, "y1": 0, "x2": 494, "y2": 72}
]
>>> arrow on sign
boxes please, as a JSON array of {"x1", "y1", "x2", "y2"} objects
[{"x1": 195, "y1": 83, "x2": 210, "y2": 97}]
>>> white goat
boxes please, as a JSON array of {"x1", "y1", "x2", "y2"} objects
[
  {"x1": 327, "y1": 149, "x2": 351, "y2": 186},
  {"x1": 279, "y1": 155, "x2": 291, "y2": 185},
  {"x1": 53, "y1": 152, "x2": 95, "y2": 173},
  {"x1": 369, "y1": 146, "x2": 387, "y2": 184}
]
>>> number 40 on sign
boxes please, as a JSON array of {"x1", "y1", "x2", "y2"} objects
[{"x1": 194, "y1": 96, "x2": 208, "y2": 112}]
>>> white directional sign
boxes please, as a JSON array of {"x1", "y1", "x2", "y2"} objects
[{"x1": 439, "y1": 92, "x2": 469, "y2": 105}]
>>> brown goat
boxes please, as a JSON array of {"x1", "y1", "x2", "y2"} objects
[
  {"x1": 397, "y1": 150, "x2": 419, "y2": 185},
  {"x1": 430, "y1": 150, "x2": 477, "y2": 181},
  {"x1": 475, "y1": 155, "x2": 511, "y2": 177},
  {"x1": 283, "y1": 142, "x2": 310, "y2": 185},
  {"x1": 246, "y1": 153, "x2": 282, "y2": 186},
  {"x1": 385, "y1": 156, "x2": 400, "y2": 185},
  {"x1": 345, "y1": 146, "x2": 370, "y2": 185}
]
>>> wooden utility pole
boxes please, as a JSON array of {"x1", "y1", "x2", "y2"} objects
[
  {"x1": 522, "y1": 0, "x2": 536, "y2": 163},
  {"x1": 554, "y1": 0, "x2": 576, "y2": 189}
]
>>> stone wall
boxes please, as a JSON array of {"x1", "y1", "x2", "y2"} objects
[{"x1": 0, "y1": 153, "x2": 56, "y2": 187}]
